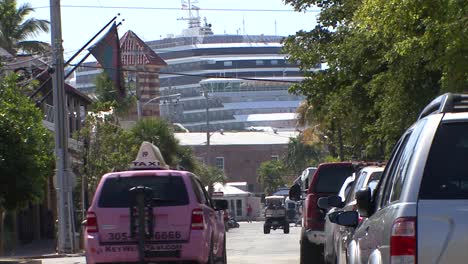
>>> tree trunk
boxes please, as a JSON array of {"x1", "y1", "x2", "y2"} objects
[
  {"x1": 0, "y1": 207, "x2": 5, "y2": 256},
  {"x1": 338, "y1": 125, "x2": 344, "y2": 161},
  {"x1": 11, "y1": 210, "x2": 17, "y2": 254}
]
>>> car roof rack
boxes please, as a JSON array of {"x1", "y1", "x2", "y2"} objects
[{"x1": 418, "y1": 93, "x2": 468, "y2": 120}]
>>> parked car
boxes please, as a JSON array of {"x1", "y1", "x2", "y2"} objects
[
  {"x1": 320, "y1": 166, "x2": 384, "y2": 264},
  {"x1": 285, "y1": 197, "x2": 300, "y2": 224},
  {"x1": 290, "y1": 162, "x2": 356, "y2": 264},
  {"x1": 334, "y1": 93, "x2": 468, "y2": 264},
  {"x1": 321, "y1": 174, "x2": 355, "y2": 264},
  {"x1": 84, "y1": 142, "x2": 228, "y2": 264},
  {"x1": 300, "y1": 167, "x2": 318, "y2": 192}
]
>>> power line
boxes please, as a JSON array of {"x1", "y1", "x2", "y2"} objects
[
  {"x1": 71, "y1": 63, "x2": 304, "y2": 84},
  {"x1": 34, "y1": 5, "x2": 320, "y2": 13}
]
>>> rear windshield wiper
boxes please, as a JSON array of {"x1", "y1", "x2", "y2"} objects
[{"x1": 151, "y1": 197, "x2": 183, "y2": 205}]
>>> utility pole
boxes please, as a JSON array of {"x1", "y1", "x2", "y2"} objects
[
  {"x1": 50, "y1": 0, "x2": 76, "y2": 253},
  {"x1": 204, "y1": 89, "x2": 210, "y2": 165}
]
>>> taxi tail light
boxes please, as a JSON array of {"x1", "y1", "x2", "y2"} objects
[
  {"x1": 191, "y1": 208, "x2": 204, "y2": 230},
  {"x1": 390, "y1": 217, "x2": 416, "y2": 264},
  {"x1": 86, "y1": 212, "x2": 98, "y2": 233}
]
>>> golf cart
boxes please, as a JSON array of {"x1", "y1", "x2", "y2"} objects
[{"x1": 263, "y1": 196, "x2": 289, "y2": 234}]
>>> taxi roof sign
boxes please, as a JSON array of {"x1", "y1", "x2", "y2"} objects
[{"x1": 130, "y1": 141, "x2": 170, "y2": 170}]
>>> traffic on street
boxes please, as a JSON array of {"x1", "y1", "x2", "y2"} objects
[{"x1": 41, "y1": 222, "x2": 301, "y2": 264}]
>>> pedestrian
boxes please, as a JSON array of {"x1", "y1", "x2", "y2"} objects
[{"x1": 246, "y1": 204, "x2": 253, "y2": 223}]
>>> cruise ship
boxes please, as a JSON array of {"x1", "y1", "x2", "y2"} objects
[{"x1": 75, "y1": 2, "x2": 318, "y2": 131}]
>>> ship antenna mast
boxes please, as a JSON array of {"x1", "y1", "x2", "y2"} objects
[{"x1": 178, "y1": 0, "x2": 201, "y2": 29}]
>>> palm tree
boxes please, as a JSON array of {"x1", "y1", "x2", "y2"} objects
[
  {"x1": 131, "y1": 118, "x2": 181, "y2": 167},
  {"x1": 0, "y1": 0, "x2": 50, "y2": 54}
]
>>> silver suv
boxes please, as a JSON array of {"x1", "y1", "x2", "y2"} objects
[{"x1": 334, "y1": 93, "x2": 468, "y2": 264}]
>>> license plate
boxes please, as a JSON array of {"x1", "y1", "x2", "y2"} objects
[
  {"x1": 145, "y1": 250, "x2": 180, "y2": 258},
  {"x1": 144, "y1": 244, "x2": 182, "y2": 258},
  {"x1": 145, "y1": 244, "x2": 182, "y2": 251}
]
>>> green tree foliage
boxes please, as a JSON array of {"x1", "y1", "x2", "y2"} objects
[
  {"x1": 76, "y1": 113, "x2": 200, "y2": 195},
  {"x1": 0, "y1": 75, "x2": 54, "y2": 253},
  {"x1": 131, "y1": 118, "x2": 181, "y2": 167},
  {"x1": 257, "y1": 160, "x2": 286, "y2": 195},
  {"x1": 195, "y1": 164, "x2": 225, "y2": 194},
  {"x1": 94, "y1": 73, "x2": 135, "y2": 116},
  {"x1": 0, "y1": 0, "x2": 50, "y2": 54},
  {"x1": 283, "y1": 0, "x2": 467, "y2": 159},
  {"x1": 284, "y1": 136, "x2": 323, "y2": 175},
  {"x1": 76, "y1": 111, "x2": 137, "y2": 193},
  {"x1": 176, "y1": 145, "x2": 197, "y2": 172}
]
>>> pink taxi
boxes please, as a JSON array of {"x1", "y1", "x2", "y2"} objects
[{"x1": 84, "y1": 142, "x2": 228, "y2": 264}]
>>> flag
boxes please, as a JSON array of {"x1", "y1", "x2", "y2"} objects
[{"x1": 88, "y1": 22, "x2": 125, "y2": 98}]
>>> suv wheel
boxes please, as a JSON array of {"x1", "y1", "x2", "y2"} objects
[
  {"x1": 300, "y1": 237, "x2": 323, "y2": 264},
  {"x1": 206, "y1": 240, "x2": 215, "y2": 264},
  {"x1": 220, "y1": 236, "x2": 227, "y2": 264},
  {"x1": 283, "y1": 223, "x2": 290, "y2": 234},
  {"x1": 263, "y1": 224, "x2": 271, "y2": 234}
]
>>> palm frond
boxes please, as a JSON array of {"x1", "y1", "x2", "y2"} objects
[
  {"x1": 16, "y1": 40, "x2": 50, "y2": 54},
  {"x1": 16, "y1": 18, "x2": 49, "y2": 40}
]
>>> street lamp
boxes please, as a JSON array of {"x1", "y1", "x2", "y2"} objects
[
  {"x1": 142, "y1": 93, "x2": 181, "y2": 107},
  {"x1": 142, "y1": 93, "x2": 181, "y2": 122}
]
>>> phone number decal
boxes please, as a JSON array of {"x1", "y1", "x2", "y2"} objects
[{"x1": 107, "y1": 231, "x2": 182, "y2": 241}]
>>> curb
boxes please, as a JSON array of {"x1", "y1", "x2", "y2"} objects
[
  {"x1": 0, "y1": 259, "x2": 42, "y2": 264},
  {"x1": 23, "y1": 253, "x2": 84, "y2": 259},
  {"x1": 3, "y1": 252, "x2": 84, "y2": 260}
]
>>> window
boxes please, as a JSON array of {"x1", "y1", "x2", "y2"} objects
[
  {"x1": 215, "y1": 157, "x2": 224, "y2": 171},
  {"x1": 368, "y1": 171, "x2": 383, "y2": 183},
  {"x1": 344, "y1": 180, "x2": 356, "y2": 203},
  {"x1": 379, "y1": 133, "x2": 411, "y2": 207},
  {"x1": 196, "y1": 178, "x2": 212, "y2": 207},
  {"x1": 314, "y1": 166, "x2": 355, "y2": 193},
  {"x1": 388, "y1": 120, "x2": 426, "y2": 203},
  {"x1": 420, "y1": 122, "x2": 468, "y2": 199},
  {"x1": 98, "y1": 176, "x2": 189, "y2": 208},
  {"x1": 190, "y1": 176, "x2": 206, "y2": 204},
  {"x1": 223, "y1": 61, "x2": 232, "y2": 67},
  {"x1": 236, "y1": 200, "x2": 242, "y2": 216},
  {"x1": 355, "y1": 171, "x2": 368, "y2": 192},
  {"x1": 230, "y1": 200, "x2": 235, "y2": 214},
  {"x1": 271, "y1": 60, "x2": 278, "y2": 65},
  {"x1": 256, "y1": 60, "x2": 264, "y2": 65},
  {"x1": 271, "y1": 155, "x2": 279, "y2": 161}
]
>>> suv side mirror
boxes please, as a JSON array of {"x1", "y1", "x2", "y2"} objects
[
  {"x1": 356, "y1": 187, "x2": 372, "y2": 217},
  {"x1": 328, "y1": 211, "x2": 343, "y2": 223},
  {"x1": 335, "y1": 211, "x2": 359, "y2": 227},
  {"x1": 289, "y1": 183, "x2": 301, "y2": 201},
  {"x1": 317, "y1": 197, "x2": 329, "y2": 210},
  {"x1": 213, "y1": 200, "x2": 228, "y2": 211},
  {"x1": 318, "y1": 195, "x2": 345, "y2": 210}
]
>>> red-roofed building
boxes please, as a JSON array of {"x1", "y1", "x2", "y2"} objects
[{"x1": 120, "y1": 31, "x2": 167, "y2": 120}]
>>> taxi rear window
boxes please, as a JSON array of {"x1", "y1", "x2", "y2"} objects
[{"x1": 98, "y1": 175, "x2": 189, "y2": 207}]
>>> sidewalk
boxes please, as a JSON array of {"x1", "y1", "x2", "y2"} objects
[
  {"x1": 1, "y1": 239, "x2": 55, "y2": 259},
  {"x1": 0, "y1": 239, "x2": 82, "y2": 261}
]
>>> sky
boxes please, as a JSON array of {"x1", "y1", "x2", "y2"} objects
[{"x1": 19, "y1": 0, "x2": 319, "y2": 60}]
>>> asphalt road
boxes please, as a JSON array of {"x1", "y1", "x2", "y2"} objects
[
  {"x1": 40, "y1": 221, "x2": 301, "y2": 264},
  {"x1": 227, "y1": 221, "x2": 300, "y2": 264}
]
